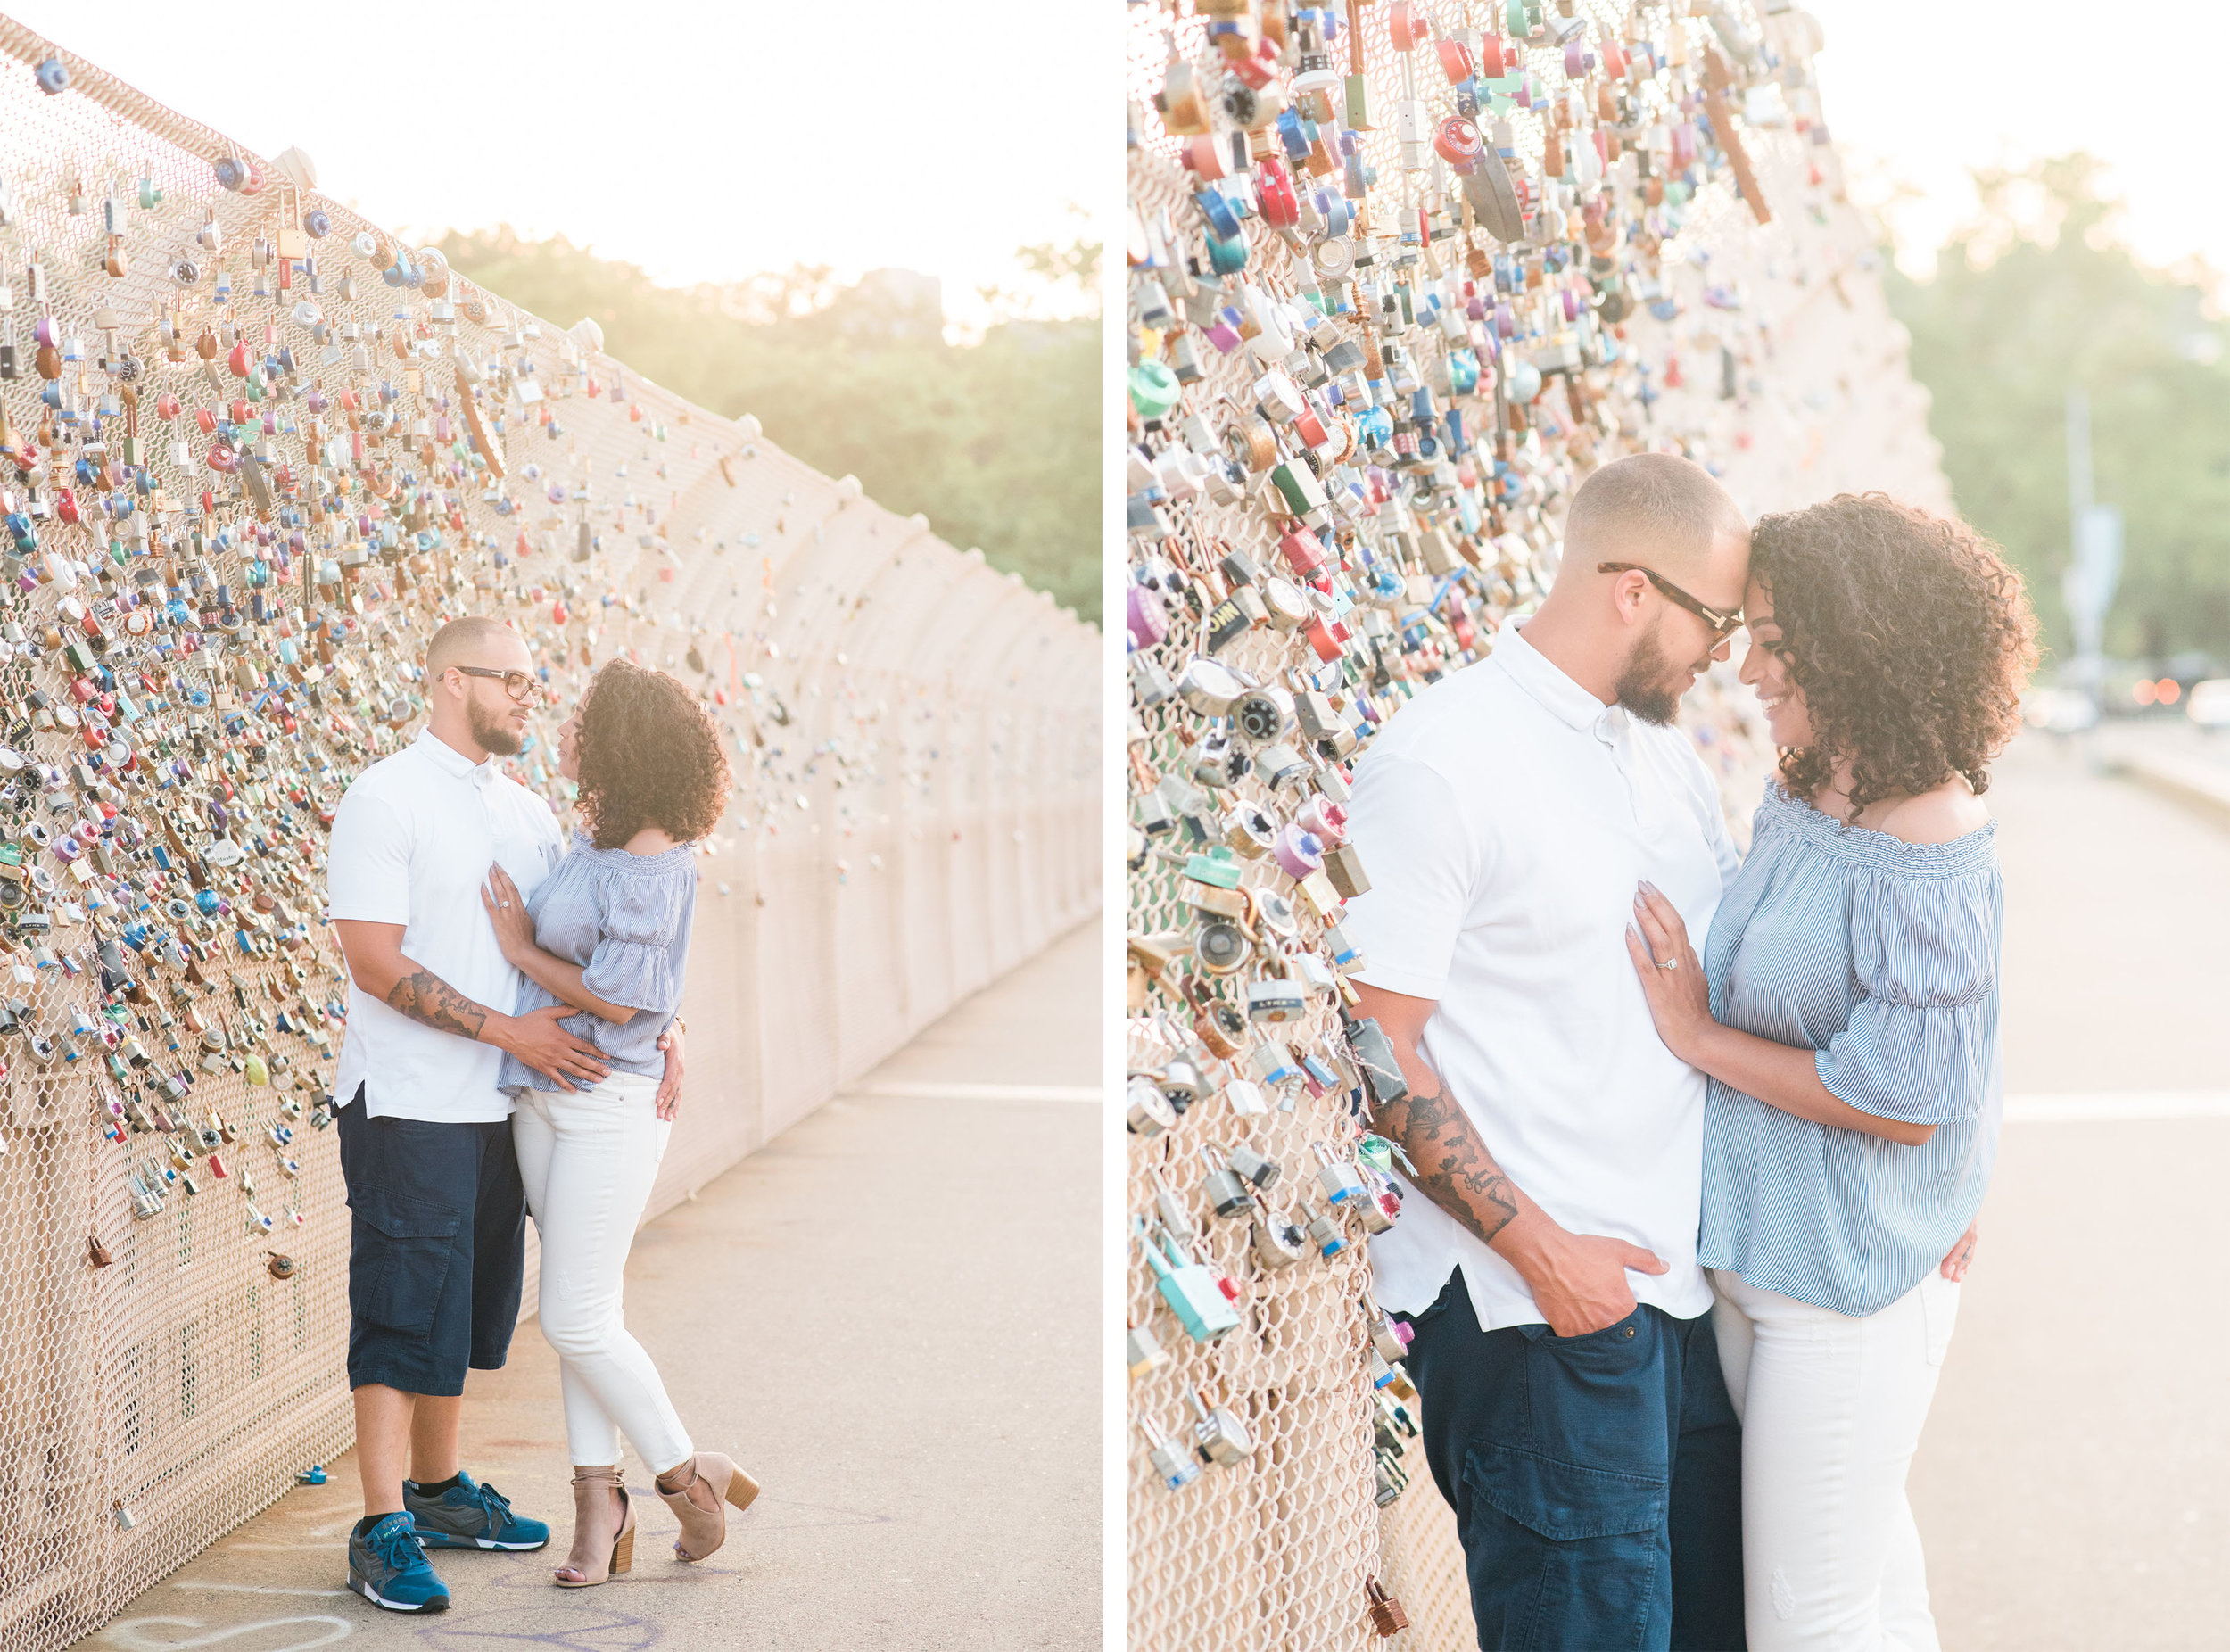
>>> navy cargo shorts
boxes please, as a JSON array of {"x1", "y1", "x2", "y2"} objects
[{"x1": 337, "y1": 1084, "x2": 525, "y2": 1397}]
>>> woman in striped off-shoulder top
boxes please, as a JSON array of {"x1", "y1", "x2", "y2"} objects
[{"x1": 1624, "y1": 493, "x2": 2039, "y2": 1652}]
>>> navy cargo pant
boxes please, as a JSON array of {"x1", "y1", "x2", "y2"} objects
[{"x1": 1398, "y1": 1271, "x2": 1746, "y2": 1652}]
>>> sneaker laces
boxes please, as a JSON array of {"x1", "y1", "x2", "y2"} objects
[
  {"x1": 462, "y1": 1478, "x2": 516, "y2": 1532},
  {"x1": 367, "y1": 1516, "x2": 428, "y2": 1574}
]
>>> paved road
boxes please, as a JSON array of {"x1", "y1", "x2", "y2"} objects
[
  {"x1": 78, "y1": 919, "x2": 1100, "y2": 1652},
  {"x1": 1912, "y1": 730, "x2": 2230, "y2": 1649}
]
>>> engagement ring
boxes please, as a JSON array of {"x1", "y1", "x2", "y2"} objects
[{"x1": 1657, "y1": 957, "x2": 1679, "y2": 970}]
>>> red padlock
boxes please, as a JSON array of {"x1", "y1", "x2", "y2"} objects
[
  {"x1": 1302, "y1": 614, "x2": 1348, "y2": 664},
  {"x1": 1434, "y1": 114, "x2": 1483, "y2": 171},
  {"x1": 1279, "y1": 526, "x2": 1329, "y2": 580},
  {"x1": 1256, "y1": 156, "x2": 1300, "y2": 228},
  {"x1": 1180, "y1": 135, "x2": 1226, "y2": 180}
]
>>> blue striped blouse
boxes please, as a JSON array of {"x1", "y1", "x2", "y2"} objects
[{"x1": 1699, "y1": 783, "x2": 2003, "y2": 1317}]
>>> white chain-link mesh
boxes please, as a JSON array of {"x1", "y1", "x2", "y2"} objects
[
  {"x1": 1125, "y1": 4, "x2": 1946, "y2": 1648},
  {"x1": 0, "y1": 27, "x2": 1096, "y2": 1652}
]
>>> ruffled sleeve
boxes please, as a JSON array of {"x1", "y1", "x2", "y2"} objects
[
  {"x1": 580, "y1": 865, "x2": 692, "y2": 1015},
  {"x1": 1814, "y1": 863, "x2": 2001, "y2": 1126}
]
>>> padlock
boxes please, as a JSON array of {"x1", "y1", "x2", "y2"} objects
[
  {"x1": 1186, "y1": 976, "x2": 1248, "y2": 1050},
  {"x1": 1185, "y1": 1386, "x2": 1257, "y2": 1466},
  {"x1": 1366, "y1": 1577, "x2": 1411, "y2": 1635},
  {"x1": 1355, "y1": 1173, "x2": 1396, "y2": 1234},
  {"x1": 1250, "y1": 1201, "x2": 1309, "y2": 1268},
  {"x1": 1312, "y1": 1140, "x2": 1367, "y2": 1206},
  {"x1": 1322, "y1": 841, "x2": 1373, "y2": 898},
  {"x1": 1197, "y1": 1143, "x2": 1254, "y2": 1218},
  {"x1": 1246, "y1": 971, "x2": 1307, "y2": 1025},
  {"x1": 1222, "y1": 1078, "x2": 1269, "y2": 1118},
  {"x1": 1147, "y1": 1165, "x2": 1192, "y2": 1238},
  {"x1": 1303, "y1": 1201, "x2": 1346, "y2": 1259},
  {"x1": 1138, "y1": 1224, "x2": 1241, "y2": 1342},
  {"x1": 1127, "y1": 1321, "x2": 1171, "y2": 1378},
  {"x1": 1226, "y1": 1141, "x2": 1281, "y2": 1191},
  {"x1": 1367, "y1": 1298, "x2": 1414, "y2": 1365},
  {"x1": 1158, "y1": 1057, "x2": 1202, "y2": 1114},
  {"x1": 1373, "y1": 1448, "x2": 1409, "y2": 1507},
  {"x1": 1175, "y1": 656, "x2": 1248, "y2": 718},
  {"x1": 1343, "y1": 1010, "x2": 1410, "y2": 1111},
  {"x1": 1127, "y1": 1073, "x2": 1177, "y2": 1137},
  {"x1": 1140, "y1": 1415, "x2": 1201, "y2": 1492},
  {"x1": 1250, "y1": 1038, "x2": 1301, "y2": 1092}
]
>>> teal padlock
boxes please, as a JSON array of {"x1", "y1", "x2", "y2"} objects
[
  {"x1": 1139, "y1": 1226, "x2": 1240, "y2": 1343},
  {"x1": 1128, "y1": 361, "x2": 1181, "y2": 421},
  {"x1": 1183, "y1": 844, "x2": 1243, "y2": 890}
]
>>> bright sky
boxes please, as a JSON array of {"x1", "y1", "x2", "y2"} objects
[
  {"x1": 9, "y1": 0, "x2": 1112, "y2": 329},
  {"x1": 1808, "y1": 0, "x2": 2225, "y2": 297}
]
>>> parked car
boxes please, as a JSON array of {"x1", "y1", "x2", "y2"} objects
[{"x1": 2185, "y1": 679, "x2": 2230, "y2": 731}]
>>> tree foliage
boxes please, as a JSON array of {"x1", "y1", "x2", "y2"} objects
[
  {"x1": 1884, "y1": 155, "x2": 2230, "y2": 665},
  {"x1": 438, "y1": 229, "x2": 1101, "y2": 624}
]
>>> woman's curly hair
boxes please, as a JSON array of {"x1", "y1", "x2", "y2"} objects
[
  {"x1": 1749, "y1": 493, "x2": 2039, "y2": 814},
  {"x1": 573, "y1": 660, "x2": 732, "y2": 850}
]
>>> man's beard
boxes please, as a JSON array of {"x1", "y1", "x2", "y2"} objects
[
  {"x1": 1612, "y1": 616, "x2": 1688, "y2": 727},
  {"x1": 467, "y1": 702, "x2": 523, "y2": 756}
]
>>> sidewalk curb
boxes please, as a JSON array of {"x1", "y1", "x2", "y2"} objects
[{"x1": 2105, "y1": 749, "x2": 2230, "y2": 830}]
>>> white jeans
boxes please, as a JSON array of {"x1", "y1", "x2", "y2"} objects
[
  {"x1": 511, "y1": 1071, "x2": 693, "y2": 1473},
  {"x1": 1709, "y1": 1268, "x2": 1960, "y2": 1652}
]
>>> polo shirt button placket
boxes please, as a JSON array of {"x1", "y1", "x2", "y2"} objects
[{"x1": 1597, "y1": 707, "x2": 1641, "y2": 815}]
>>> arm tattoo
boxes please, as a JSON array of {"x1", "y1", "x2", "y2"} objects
[
  {"x1": 1375, "y1": 1079, "x2": 1520, "y2": 1246},
  {"x1": 385, "y1": 969, "x2": 491, "y2": 1041}
]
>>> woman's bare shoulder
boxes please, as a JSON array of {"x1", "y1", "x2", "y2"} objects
[{"x1": 1875, "y1": 781, "x2": 1989, "y2": 846}]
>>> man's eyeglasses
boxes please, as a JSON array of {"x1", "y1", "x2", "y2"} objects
[
  {"x1": 451, "y1": 665, "x2": 541, "y2": 703},
  {"x1": 1596, "y1": 563, "x2": 1744, "y2": 644}
]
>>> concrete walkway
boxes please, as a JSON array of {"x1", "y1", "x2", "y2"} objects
[{"x1": 79, "y1": 920, "x2": 1101, "y2": 1652}]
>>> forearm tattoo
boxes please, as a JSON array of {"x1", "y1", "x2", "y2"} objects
[
  {"x1": 1376, "y1": 1079, "x2": 1519, "y2": 1246},
  {"x1": 385, "y1": 969, "x2": 491, "y2": 1041}
]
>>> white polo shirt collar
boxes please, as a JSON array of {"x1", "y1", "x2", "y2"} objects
[
  {"x1": 413, "y1": 727, "x2": 502, "y2": 790},
  {"x1": 1494, "y1": 624, "x2": 1634, "y2": 763}
]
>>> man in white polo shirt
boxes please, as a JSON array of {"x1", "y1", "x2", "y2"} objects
[
  {"x1": 1344, "y1": 453, "x2": 1752, "y2": 1652},
  {"x1": 326, "y1": 615, "x2": 611, "y2": 1614}
]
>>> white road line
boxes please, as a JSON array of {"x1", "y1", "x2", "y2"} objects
[
  {"x1": 846, "y1": 1081, "x2": 1101, "y2": 1103},
  {"x1": 169, "y1": 1584, "x2": 349, "y2": 1597},
  {"x1": 2005, "y1": 1093, "x2": 2230, "y2": 1123}
]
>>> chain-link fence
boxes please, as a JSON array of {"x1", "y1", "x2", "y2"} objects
[
  {"x1": 1125, "y1": 3, "x2": 1946, "y2": 1648},
  {"x1": 0, "y1": 25, "x2": 1097, "y2": 1652}
]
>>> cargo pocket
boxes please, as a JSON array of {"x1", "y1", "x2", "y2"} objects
[
  {"x1": 349, "y1": 1189, "x2": 461, "y2": 1337},
  {"x1": 1459, "y1": 1442, "x2": 1666, "y2": 1652},
  {"x1": 1468, "y1": 1441, "x2": 1666, "y2": 1541}
]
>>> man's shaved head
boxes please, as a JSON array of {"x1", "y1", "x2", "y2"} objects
[
  {"x1": 1561, "y1": 451, "x2": 1749, "y2": 587},
  {"x1": 425, "y1": 615, "x2": 526, "y2": 677}
]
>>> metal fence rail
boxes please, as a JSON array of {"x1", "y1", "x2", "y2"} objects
[
  {"x1": 0, "y1": 25, "x2": 1097, "y2": 1652},
  {"x1": 1123, "y1": 2, "x2": 1946, "y2": 1648}
]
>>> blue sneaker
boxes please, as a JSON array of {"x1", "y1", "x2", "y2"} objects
[
  {"x1": 347, "y1": 1511, "x2": 450, "y2": 1613},
  {"x1": 404, "y1": 1469, "x2": 550, "y2": 1550}
]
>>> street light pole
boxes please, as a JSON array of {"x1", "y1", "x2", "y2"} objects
[{"x1": 2062, "y1": 387, "x2": 2120, "y2": 709}]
